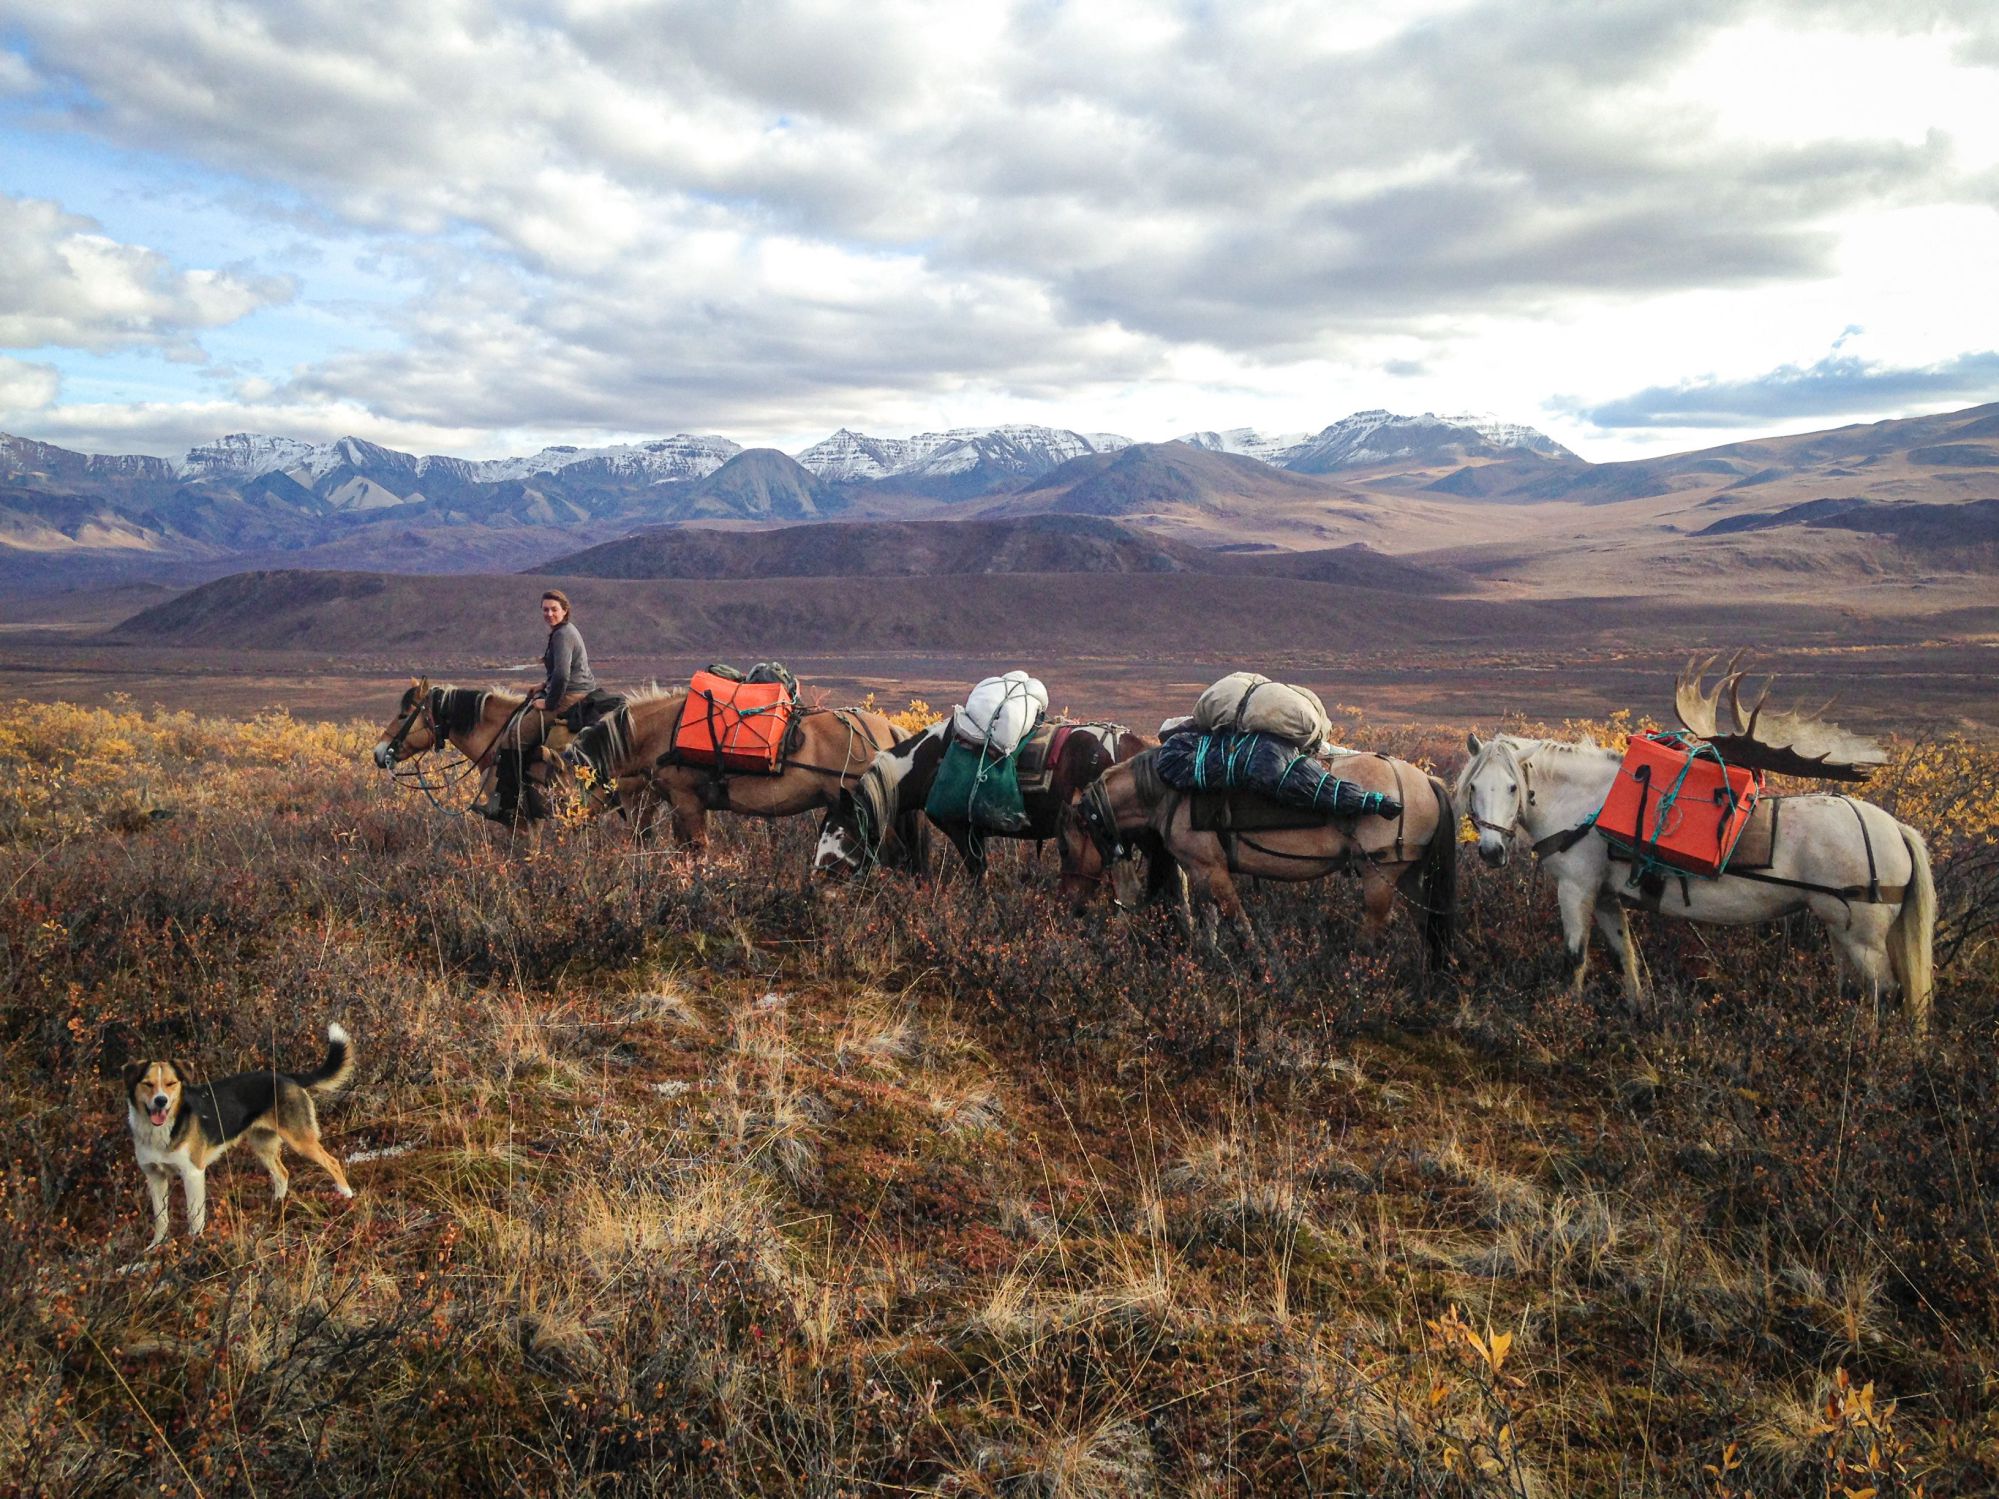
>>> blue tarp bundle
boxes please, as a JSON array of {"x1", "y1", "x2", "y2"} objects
[{"x1": 1154, "y1": 731, "x2": 1398, "y2": 818}]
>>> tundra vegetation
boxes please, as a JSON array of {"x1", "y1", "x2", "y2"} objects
[{"x1": 1, "y1": 695, "x2": 1996, "y2": 1496}]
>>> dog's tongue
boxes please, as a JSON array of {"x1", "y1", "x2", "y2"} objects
[{"x1": 149, "y1": 1106, "x2": 169, "y2": 1126}]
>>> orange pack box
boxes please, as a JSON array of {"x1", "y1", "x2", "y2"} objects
[
  {"x1": 674, "y1": 671, "x2": 795, "y2": 773},
  {"x1": 1597, "y1": 733, "x2": 1762, "y2": 876}
]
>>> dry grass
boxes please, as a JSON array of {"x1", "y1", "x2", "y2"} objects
[{"x1": 0, "y1": 698, "x2": 1994, "y2": 1495}]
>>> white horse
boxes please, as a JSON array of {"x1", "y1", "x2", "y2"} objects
[{"x1": 1457, "y1": 732, "x2": 1935, "y2": 1033}]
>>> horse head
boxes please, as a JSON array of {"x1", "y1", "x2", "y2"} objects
[
  {"x1": 1458, "y1": 731, "x2": 1525, "y2": 867},
  {"x1": 813, "y1": 787, "x2": 872, "y2": 877},
  {"x1": 1055, "y1": 792, "x2": 1115, "y2": 913},
  {"x1": 373, "y1": 678, "x2": 440, "y2": 768}
]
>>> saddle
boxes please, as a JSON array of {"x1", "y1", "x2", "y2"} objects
[{"x1": 1014, "y1": 723, "x2": 1071, "y2": 795}]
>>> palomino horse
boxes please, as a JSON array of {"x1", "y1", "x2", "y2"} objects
[
  {"x1": 1457, "y1": 732, "x2": 1936, "y2": 1032},
  {"x1": 1058, "y1": 748, "x2": 1457, "y2": 971},
  {"x1": 371, "y1": 679, "x2": 569, "y2": 818},
  {"x1": 552, "y1": 687, "x2": 907, "y2": 850},
  {"x1": 813, "y1": 719, "x2": 1167, "y2": 884}
]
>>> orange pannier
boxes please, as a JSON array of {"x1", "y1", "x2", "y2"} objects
[
  {"x1": 673, "y1": 670, "x2": 795, "y2": 773},
  {"x1": 1596, "y1": 732, "x2": 1763, "y2": 876}
]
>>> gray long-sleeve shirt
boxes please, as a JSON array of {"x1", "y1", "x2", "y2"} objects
[{"x1": 541, "y1": 620, "x2": 597, "y2": 703}]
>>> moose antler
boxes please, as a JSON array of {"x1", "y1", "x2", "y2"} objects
[{"x1": 1674, "y1": 655, "x2": 1886, "y2": 782}]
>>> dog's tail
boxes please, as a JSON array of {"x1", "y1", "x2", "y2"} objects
[{"x1": 295, "y1": 1022, "x2": 355, "y2": 1094}]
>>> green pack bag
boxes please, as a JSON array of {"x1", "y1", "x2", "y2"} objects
[{"x1": 925, "y1": 738, "x2": 1031, "y2": 832}]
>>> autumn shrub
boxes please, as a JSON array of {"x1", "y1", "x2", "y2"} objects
[{"x1": 2, "y1": 698, "x2": 1995, "y2": 1495}]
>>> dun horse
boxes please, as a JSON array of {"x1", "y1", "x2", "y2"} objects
[
  {"x1": 552, "y1": 687, "x2": 906, "y2": 849},
  {"x1": 814, "y1": 719, "x2": 1166, "y2": 884},
  {"x1": 1059, "y1": 747, "x2": 1457, "y2": 971},
  {"x1": 371, "y1": 679, "x2": 570, "y2": 819},
  {"x1": 1458, "y1": 731, "x2": 1935, "y2": 1030}
]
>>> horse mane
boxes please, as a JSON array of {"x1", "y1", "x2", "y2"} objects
[
  {"x1": 432, "y1": 686, "x2": 508, "y2": 732},
  {"x1": 624, "y1": 682, "x2": 685, "y2": 709}
]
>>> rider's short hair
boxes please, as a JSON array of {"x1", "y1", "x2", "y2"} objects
[{"x1": 541, "y1": 589, "x2": 572, "y2": 621}]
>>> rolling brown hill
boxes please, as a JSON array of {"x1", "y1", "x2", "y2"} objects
[
  {"x1": 538, "y1": 512, "x2": 1469, "y2": 593},
  {"x1": 114, "y1": 565, "x2": 1563, "y2": 659}
]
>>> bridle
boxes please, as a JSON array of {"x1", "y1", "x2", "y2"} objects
[
  {"x1": 1063, "y1": 778, "x2": 1134, "y2": 897},
  {"x1": 1467, "y1": 740, "x2": 1535, "y2": 842}
]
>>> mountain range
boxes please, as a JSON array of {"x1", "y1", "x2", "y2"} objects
[
  {"x1": 0, "y1": 409, "x2": 1570, "y2": 585},
  {"x1": 3, "y1": 404, "x2": 1996, "y2": 600}
]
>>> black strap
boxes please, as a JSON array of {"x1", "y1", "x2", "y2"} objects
[
  {"x1": 1846, "y1": 796, "x2": 1881, "y2": 903},
  {"x1": 1533, "y1": 820, "x2": 1599, "y2": 858}
]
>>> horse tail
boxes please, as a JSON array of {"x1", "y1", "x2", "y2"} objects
[
  {"x1": 1417, "y1": 775, "x2": 1458, "y2": 969},
  {"x1": 1887, "y1": 820, "x2": 1936, "y2": 1038}
]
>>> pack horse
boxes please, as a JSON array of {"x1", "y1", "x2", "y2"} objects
[{"x1": 1458, "y1": 661, "x2": 1935, "y2": 1032}]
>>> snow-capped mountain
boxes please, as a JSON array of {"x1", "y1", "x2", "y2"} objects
[
  {"x1": 904, "y1": 425, "x2": 1130, "y2": 478},
  {"x1": 793, "y1": 429, "x2": 943, "y2": 481},
  {"x1": 1176, "y1": 428, "x2": 1314, "y2": 465},
  {"x1": 460, "y1": 434, "x2": 740, "y2": 485},
  {"x1": 175, "y1": 433, "x2": 321, "y2": 481},
  {"x1": 1282, "y1": 410, "x2": 1575, "y2": 473},
  {"x1": 795, "y1": 425, "x2": 1131, "y2": 483},
  {"x1": 0, "y1": 432, "x2": 176, "y2": 485},
  {"x1": 177, "y1": 432, "x2": 739, "y2": 488}
]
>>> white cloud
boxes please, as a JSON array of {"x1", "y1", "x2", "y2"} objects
[
  {"x1": 0, "y1": 194, "x2": 294, "y2": 355},
  {"x1": 0, "y1": 0, "x2": 1994, "y2": 456},
  {"x1": 0, "y1": 355, "x2": 59, "y2": 413}
]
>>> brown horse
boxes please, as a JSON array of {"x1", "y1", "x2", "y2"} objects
[
  {"x1": 370, "y1": 679, "x2": 576, "y2": 820},
  {"x1": 1058, "y1": 748, "x2": 1457, "y2": 971},
  {"x1": 814, "y1": 719, "x2": 1171, "y2": 887},
  {"x1": 551, "y1": 687, "x2": 906, "y2": 848}
]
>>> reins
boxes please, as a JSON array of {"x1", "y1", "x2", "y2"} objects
[{"x1": 384, "y1": 687, "x2": 536, "y2": 815}]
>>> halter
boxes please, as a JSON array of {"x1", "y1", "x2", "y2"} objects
[
  {"x1": 1467, "y1": 739, "x2": 1535, "y2": 840},
  {"x1": 1064, "y1": 777, "x2": 1134, "y2": 895}
]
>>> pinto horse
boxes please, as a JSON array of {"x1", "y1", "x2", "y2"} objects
[
  {"x1": 1457, "y1": 731, "x2": 1935, "y2": 1032},
  {"x1": 1058, "y1": 748, "x2": 1457, "y2": 972},
  {"x1": 551, "y1": 687, "x2": 907, "y2": 850},
  {"x1": 371, "y1": 679, "x2": 571, "y2": 819},
  {"x1": 815, "y1": 719, "x2": 1169, "y2": 886}
]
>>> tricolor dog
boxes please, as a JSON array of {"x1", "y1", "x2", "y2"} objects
[{"x1": 125, "y1": 1023, "x2": 357, "y2": 1247}]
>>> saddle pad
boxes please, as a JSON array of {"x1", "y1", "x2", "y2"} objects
[
  {"x1": 1014, "y1": 722, "x2": 1072, "y2": 794},
  {"x1": 1185, "y1": 790, "x2": 1342, "y2": 835},
  {"x1": 1728, "y1": 796, "x2": 1782, "y2": 871}
]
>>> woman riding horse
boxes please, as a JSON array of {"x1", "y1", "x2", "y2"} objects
[{"x1": 484, "y1": 589, "x2": 621, "y2": 822}]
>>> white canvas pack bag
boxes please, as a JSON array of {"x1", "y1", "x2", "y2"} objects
[
  {"x1": 952, "y1": 671, "x2": 1049, "y2": 755},
  {"x1": 1191, "y1": 671, "x2": 1333, "y2": 752}
]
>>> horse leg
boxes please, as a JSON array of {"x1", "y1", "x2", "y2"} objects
[
  {"x1": 944, "y1": 824, "x2": 984, "y2": 883},
  {"x1": 1817, "y1": 896, "x2": 1894, "y2": 1035},
  {"x1": 1557, "y1": 876, "x2": 1599, "y2": 994},
  {"x1": 1359, "y1": 866, "x2": 1398, "y2": 948},
  {"x1": 665, "y1": 784, "x2": 708, "y2": 851},
  {"x1": 1196, "y1": 859, "x2": 1280, "y2": 982},
  {"x1": 1591, "y1": 902, "x2": 1648, "y2": 1008}
]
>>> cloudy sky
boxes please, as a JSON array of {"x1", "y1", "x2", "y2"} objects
[{"x1": 1, "y1": 0, "x2": 1994, "y2": 462}]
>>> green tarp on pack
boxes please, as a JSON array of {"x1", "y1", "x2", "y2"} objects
[{"x1": 925, "y1": 738, "x2": 1031, "y2": 832}]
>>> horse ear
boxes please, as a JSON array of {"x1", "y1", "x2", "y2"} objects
[{"x1": 1466, "y1": 731, "x2": 1483, "y2": 755}]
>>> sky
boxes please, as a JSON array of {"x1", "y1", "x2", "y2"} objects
[{"x1": 0, "y1": 0, "x2": 1995, "y2": 464}]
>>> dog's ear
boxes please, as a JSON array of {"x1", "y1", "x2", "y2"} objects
[{"x1": 121, "y1": 1060, "x2": 149, "y2": 1092}]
